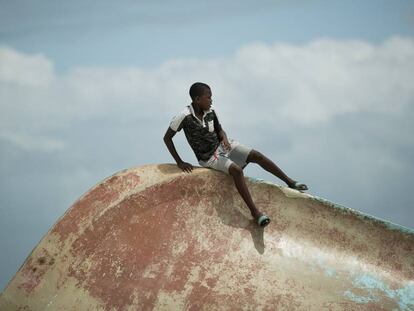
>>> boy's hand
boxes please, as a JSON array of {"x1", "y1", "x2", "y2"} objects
[
  {"x1": 221, "y1": 137, "x2": 231, "y2": 152},
  {"x1": 177, "y1": 161, "x2": 193, "y2": 173}
]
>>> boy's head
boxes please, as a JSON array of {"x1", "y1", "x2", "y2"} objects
[{"x1": 189, "y1": 82, "x2": 212, "y2": 111}]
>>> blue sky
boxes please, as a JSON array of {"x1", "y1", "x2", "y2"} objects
[
  {"x1": 1, "y1": 0, "x2": 413, "y2": 70},
  {"x1": 1, "y1": 0, "x2": 414, "y2": 291}
]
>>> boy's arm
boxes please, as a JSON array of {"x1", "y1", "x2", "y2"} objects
[
  {"x1": 218, "y1": 129, "x2": 227, "y2": 142},
  {"x1": 218, "y1": 129, "x2": 231, "y2": 151},
  {"x1": 163, "y1": 127, "x2": 193, "y2": 173},
  {"x1": 213, "y1": 110, "x2": 231, "y2": 151}
]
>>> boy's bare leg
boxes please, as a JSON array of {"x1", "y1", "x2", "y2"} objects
[
  {"x1": 246, "y1": 150, "x2": 295, "y2": 187},
  {"x1": 228, "y1": 163, "x2": 262, "y2": 219}
]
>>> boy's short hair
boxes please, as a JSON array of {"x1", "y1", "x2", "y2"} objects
[{"x1": 189, "y1": 82, "x2": 210, "y2": 101}]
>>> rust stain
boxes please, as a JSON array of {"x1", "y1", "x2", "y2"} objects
[{"x1": 17, "y1": 248, "x2": 54, "y2": 294}]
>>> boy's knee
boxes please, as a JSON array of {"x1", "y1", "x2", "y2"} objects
[
  {"x1": 228, "y1": 163, "x2": 243, "y2": 177},
  {"x1": 247, "y1": 149, "x2": 264, "y2": 163}
]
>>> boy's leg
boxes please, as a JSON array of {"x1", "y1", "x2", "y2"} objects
[
  {"x1": 228, "y1": 163, "x2": 262, "y2": 219},
  {"x1": 201, "y1": 148, "x2": 270, "y2": 225},
  {"x1": 246, "y1": 150, "x2": 296, "y2": 187}
]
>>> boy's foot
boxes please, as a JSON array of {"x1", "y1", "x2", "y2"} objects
[
  {"x1": 288, "y1": 181, "x2": 308, "y2": 191},
  {"x1": 256, "y1": 214, "x2": 271, "y2": 227}
]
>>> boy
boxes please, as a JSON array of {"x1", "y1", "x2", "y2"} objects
[{"x1": 163, "y1": 82, "x2": 308, "y2": 227}]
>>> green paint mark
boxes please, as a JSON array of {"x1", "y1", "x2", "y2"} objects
[
  {"x1": 344, "y1": 290, "x2": 377, "y2": 304},
  {"x1": 344, "y1": 274, "x2": 414, "y2": 310}
]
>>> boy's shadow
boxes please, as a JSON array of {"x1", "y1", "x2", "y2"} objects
[
  {"x1": 212, "y1": 193, "x2": 267, "y2": 255},
  {"x1": 216, "y1": 210, "x2": 265, "y2": 254}
]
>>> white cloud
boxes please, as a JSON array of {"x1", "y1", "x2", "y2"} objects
[
  {"x1": 1, "y1": 36, "x2": 413, "y2": 141},
  {"x1": 232, "y1": 36, "x2": 414, "y2": 126},
  {"x1": 0, "y1": 47, "x2": 54, "y2": 86}
]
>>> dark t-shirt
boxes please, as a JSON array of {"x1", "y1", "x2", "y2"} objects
[{"x1": 169, "y1": 104, "x2": 223, "y2": 161}]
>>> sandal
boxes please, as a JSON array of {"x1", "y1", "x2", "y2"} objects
[
  {"x1": 289, "y1": 181, "x2": 308, "y2": 191},
  {"x1": 257, "y1": 215, "x2": 271, "y2": 227}
]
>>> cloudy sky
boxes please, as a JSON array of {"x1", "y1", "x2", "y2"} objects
[{"x1": 1, "y1": 0, "x2": 414, "y2": 290}]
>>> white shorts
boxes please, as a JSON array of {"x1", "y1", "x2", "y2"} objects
[{"x1": 198, "y1": 139, "x2": 253, "y2": 174}]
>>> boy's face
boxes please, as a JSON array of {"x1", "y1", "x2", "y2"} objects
[{"x1": 195, "y1": 88, "x2": 212, "y2": 111}]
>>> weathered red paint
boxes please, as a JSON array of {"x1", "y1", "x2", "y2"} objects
[
  {"x1": 1, "y1": 164, "x2": 413, "y2": 310},
  {"x1": 52, "y1": 172, "x2": 141, "y2": 241}
]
